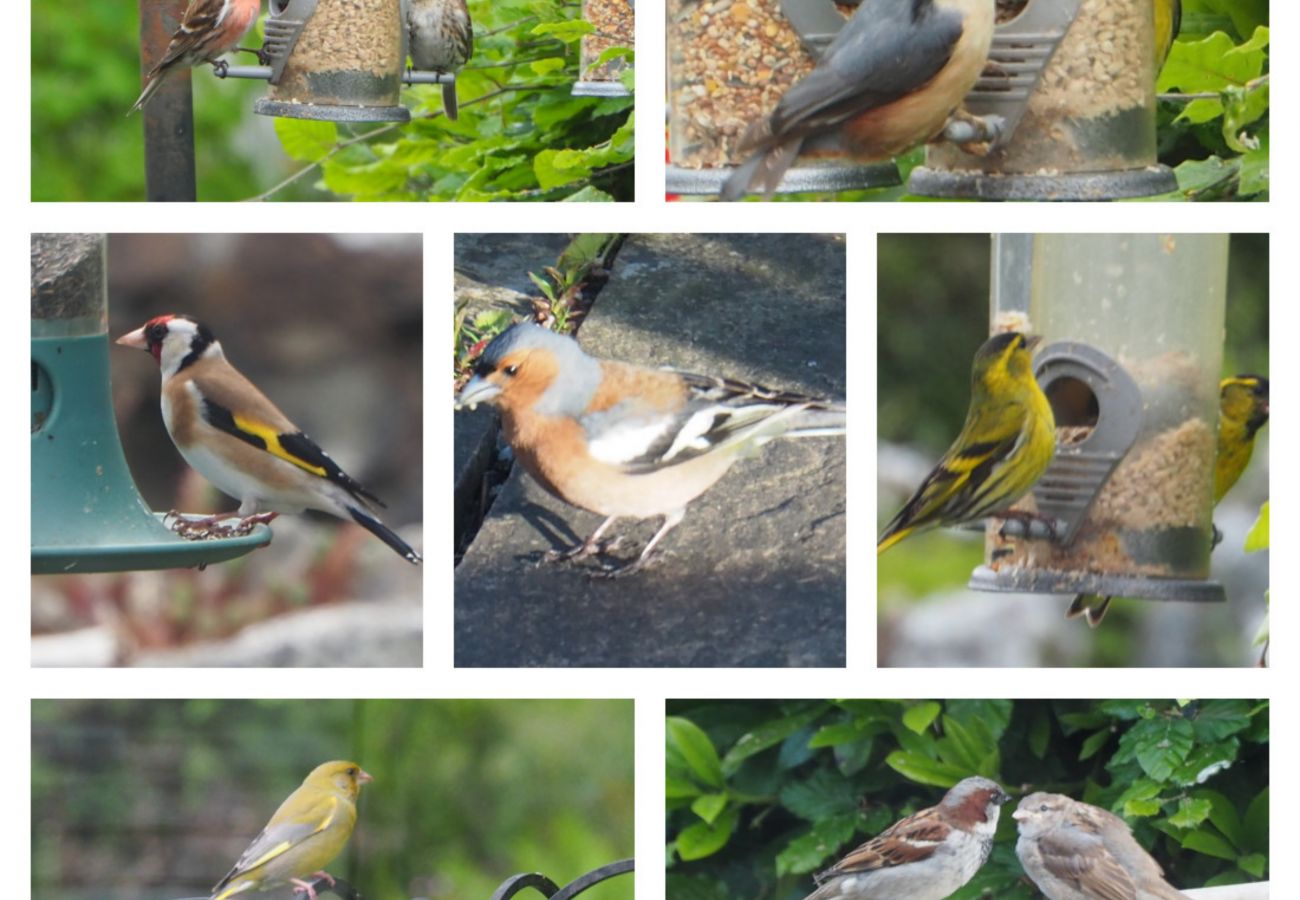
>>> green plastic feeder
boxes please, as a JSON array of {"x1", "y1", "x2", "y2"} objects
[{"x1": 31, "y1": 234, "x2": 270, "y2": 574}]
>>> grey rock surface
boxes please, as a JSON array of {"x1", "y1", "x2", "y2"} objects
[{"x1": 455, "y1": 233, "x2": 846, "y2": 667}]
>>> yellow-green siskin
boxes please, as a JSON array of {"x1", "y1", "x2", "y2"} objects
[
  {"x1": 878, "y1": 331, "x2": 1056, "y2": 554},
  {"x1": 1069, "y1": 374, "x2": 1269, "y2": 626},
  {"x1": 1155, "y1": 0, "x2": 1182, "y2": 71},
  {"x1": 210, "y1": 760, "x2": 373, "y2": 900}
]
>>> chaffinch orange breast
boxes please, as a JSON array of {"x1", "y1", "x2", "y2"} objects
[{"x1": 457, "y1": 323, "x2": 846, "y2": 576}]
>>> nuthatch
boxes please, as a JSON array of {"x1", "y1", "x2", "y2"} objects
[{"x1": 720, "y1": 0, "x2": 996, "y2": 200}]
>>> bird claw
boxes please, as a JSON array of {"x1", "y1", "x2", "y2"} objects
[
  {"x1": 996, "y1": 511, "x2": 1060, "y2": 542},
  {"x1": 211, "y1": 59, "x2": 231, "y2": 77},
  {"x1": 590, "y1": 549, "x2": 661, "y2": 579},
  {"x1": 540, "y1": 535, "x2": 623, "y2": 566}
]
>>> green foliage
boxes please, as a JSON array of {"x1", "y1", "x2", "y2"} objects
[
  {"x1": 665, "y1": 700, "x2": 1269, "y2": 899},
  {"x1": 32, "y1": 700, "x2": 633, "y2": 899},
  {"x1": 272, "y1": 1, "x2": 634, "y2": 201}
]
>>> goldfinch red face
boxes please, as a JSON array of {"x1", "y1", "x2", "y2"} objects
[{"x1": 116, "y1": 314, "x2": 219, "y2": 377}]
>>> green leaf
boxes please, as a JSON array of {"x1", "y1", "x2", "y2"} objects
[
  {"x1": 665, "y1": 874, "x2": 730, "y2": 900},
  {"x1": 690, "y1": 793, "x2": 729, "y2": 825},
  {"x1": 884, "y1": 750, "x2": 970, "y2": 787},
  {"x1": 530, "y1": 57, "x2": 566, "y2": 76},
  {"x1": 666, "y1": 774, "x2": 701, "y2": 800},
  {"x1": 1237, "y1": 853, "x2": 1267, "y2": 878},
  {"x1": 274, "y1": 118, "x2": 338, "y2": 162},
  {"x1": 1192, "y1": 700, "x2": 1254, "y2": 741},
  {"x1": 667, "y1": 717, "x2": 724, "y2": 789},
  {"x1": 531, "y1": 20, "x2": 595, "y2": 41},
  {"x1": 1125, "y1": 716, "x2": 1194, "y2": 782},
  {"x1": 902, "y1": 702, "x2": 942, "y2": 735},
  {"x1": 1167, "y1": 796, "x2": 1213, "y2": 828},
  {"x1": 775, "y1": 815, "x2": 859, "y2": 875},
  {"x1": 780, "y1": 768, "x2": 859, "y2": 822},
  {"x1": 1241, "y1": 787, "x2": 1268, "y2": 853},
  {"x1": 1079, "y1": 728, "x2": 1113, "y2": 761},
  {"x1": 723, "y1": 708, "x2": 825, "y2": 773},
  {"x1": 1182, "y1": 827, "x2": 1239, "y2": 861},
  {"x1": 1244, "y1": 501, "x2": 1269, "y2": 551},
  {"x1": 676, "y1": 807, "x2": 739, "y2": 861}
]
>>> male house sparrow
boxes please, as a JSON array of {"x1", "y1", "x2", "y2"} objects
[
  {"x1": 131, "y1": 0, "x2": 262, "y2": 113},
  {"x1": 1014, "y1": 793, "x2": 1192, "y2": 900},
  {"x1": 210, "y1": 761, "x2": 372, "y2": 900},
  {"x1": 404, "y1": 0, "x2": 473, "y2": 120},
  {"x1": 456, "y1": 322, "x2": 846, "y2": 576},
  {"x1": 803, "y1": 776, "x2": 1011, "y2": 900},
  {"x1": 117, "y1": 315, "x2": 421, "y2": 564}
]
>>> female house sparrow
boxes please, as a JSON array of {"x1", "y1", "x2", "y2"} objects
[
  {"x1": 404, "y1": 0, "x2": 473, "y2": 120},
  {"x1": 1014, "y1": 793, "x2": 1192, "y2": 900},
  {"x1": 211, "y1": 761, "x2": 372, "y2": 900},
  {"x1": 117, "y1": 315, "x2": 422, "y2": 565},
  {"x1": 131, "y1": 0, "x2": 262, "y2": 112},
  {"x1": 804, "y1": 776, "x2": 1011, "y2": 900}
]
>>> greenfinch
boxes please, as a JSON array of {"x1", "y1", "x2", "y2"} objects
[
  {"x1": 878, "y1": 331, "x2": 1056, "y2": 554},
  {"x1": 1069, "y1": 375, "x2": 1268, "y2": 626},
  {"x1": 210, "y1": 760, "x2": 372, "y2": 900}
]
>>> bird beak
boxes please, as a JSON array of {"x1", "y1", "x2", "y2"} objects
[
  {"x1": 457, "y1": 374, "x2": 502, "y2": 410},
  {"x1": 998, "y1": 790, "x2": 1013, "y2": 805},
  {"x1": 357, "y1": 769, "x2": 374, "y2": 784},
  {"x1": 1012, "y1": 807, "x2": 1028, "y2": 821},
  {"x1": 115, "y1": 326, "x2": 148, "y2": 349},
  {"x1": 1025, "y1": 334, "x2": 1043, "y2": 351}
]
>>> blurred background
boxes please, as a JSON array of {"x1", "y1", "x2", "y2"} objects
[
  {"x1": 877, "y1": 234, "x2": 1268, "y2": 667},
  {"x1": 666, "y1": 699, "x2": 1269, "y2": 900},
  {"x1": 32, "y1": 699, "x2": 634, "y2": 900},
  {"x1": 31, "y1": 234, "x2": 423, "y2": 667}
]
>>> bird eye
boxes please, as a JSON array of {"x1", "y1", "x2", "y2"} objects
[
  {"x1": 347, "y1": 767, "x2": 356, "y2": 775},
  {"x1": 148, "y1": 324, "x2": 166, "y2": 341},
  {"x1": 504, "y1": 364, "x2": 520, "y2": 376},
  {"x1": 1039, "y1": 804, "x2": 1048, "y2": 812}
]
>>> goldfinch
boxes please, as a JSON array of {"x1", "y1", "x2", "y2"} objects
[
  {"x1": 878, "y1": 331, "x2": 1056, "y2": 554},
  {"x1": 116, "y1": 315, "x2": 421, "y2": 564},
  {"x1": 211, "y1": 760, "x2": 372, "y2": 900},
  {"x1": 1068, "y1": 374, "x2": 1268, "y2": 626}
]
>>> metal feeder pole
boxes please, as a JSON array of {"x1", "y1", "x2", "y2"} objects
[{"x1": 139, "y1": 0, "x2": 198, "y2": 202}]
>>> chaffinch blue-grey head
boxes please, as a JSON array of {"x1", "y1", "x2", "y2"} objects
[
  {"x1": 116, "y1": 314, "x2": 422, "y2": 564},
  {"x1": 458, "y1": 322, "x2": 846, "y2": 576}
]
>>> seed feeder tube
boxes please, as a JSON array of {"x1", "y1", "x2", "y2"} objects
[
  {"x1": 254, "y1": 0, "x2": 411, "y2": 123},
  {"x1": 971, "y1": 233, "x2": 1229, "y2": 604},
  {"x1": 574, "y1": 0, "x2": 634, "y2": 97},
  {"x1": 910, "y1": 0, "x2": 1178, "y2": 200},
  {"x1": 665, "y1": 0, "x2": 899, "y2": 196},
  {"x1": 32, "y1": 234, "x2": 270, "y2": 574}
]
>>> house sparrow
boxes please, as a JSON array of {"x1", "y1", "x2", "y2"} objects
[
  {"x1": 403, "y1": 0, "x2": 473, "y2": 120},
  {"x1": 131, "y1": 0, "x2": 262, "y2": 113},
  {"x1": 116, "y1": 315, "x2": 422, "y2": 564},
  {"x1": 1014, "y1": 793, "x2": 1192, "y2": 899},
  {"x1": 803, "y1": 776, "x2": 1011, "y2": 900}
]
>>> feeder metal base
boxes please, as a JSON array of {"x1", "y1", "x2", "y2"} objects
[
  {"x1": 254, "y1": 98, "x2": 411, "y2": 123},
  {"x1": 572, "y1": 81, "x2": 631, "y2": 98},
  {"x1": 666, "y1": 162, "x2": 900, "y2": 196},
  {"x1": 908, "y1": 165, "x2": 1178, "y2": 201},
  {"x1": 33, "y1": 515, "x2": 272, "y2": 575},
  {"x1": 968, "y1": 565, "x2": 1226, "y2": 603}
]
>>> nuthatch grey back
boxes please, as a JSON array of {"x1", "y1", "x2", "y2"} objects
[{"x1": 720, "y1": 0, "x2": 995, "y2": 200}]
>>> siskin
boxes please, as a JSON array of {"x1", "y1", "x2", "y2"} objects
[
  {"x1": 210, "y1": 761, "x2": 372, "y2": 900},
  {"x1": 1069, "y1": 374, "x2": 1269, "y2": 626},
  {"x1": 1155, "y1": 0, "x2": 1182, "y2": 71},
  {"x1": 878, "y1": 331, "x2": 1056, "y2": 554}
]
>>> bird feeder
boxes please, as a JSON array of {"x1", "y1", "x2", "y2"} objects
[
  {"x1": 574, "y1": 0, "x2": 634, "y2": 97},
  {"x1": 910, "y1": 0, "x2": 1177, "y2": 200},
  {"x1": 970, "y1": 233, "x2": 1229, "y2": 604},
  {"x1": 665, "y1": 0, "x2": 898, "y2": 195},
  {"x1": 252, "y1": 0, "x2": 411, "y2": 122},
  {"x1": 31, "y1": 234, "x2": 270, "y2": 574}
]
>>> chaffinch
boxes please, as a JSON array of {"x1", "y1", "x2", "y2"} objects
[{"x1": 457, "y1": 322, "x2": 846, "y2": 576}]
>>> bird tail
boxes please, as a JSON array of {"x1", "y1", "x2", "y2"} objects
[
  {"x1": 441, "y1": 80, "x2": 459, "y2": 120},
  {"x1": 1066, "y1": 593, "x2": 1111, "y2": 628},
  {"x1": 877, "y1": 526, "x2": 912, "y2": 556},
  {"x1": 782, "y1": 404, "x2": 846, "y2": 437},
  {"x1": 719, "y1": 134, "x2": 802, "y2": 201},
  {"x1": 129, "y1": 69, "x2": 168, "y2": 114},
  {"x1": 349, "y1": 506, "x2": 422, "y2": 564}
]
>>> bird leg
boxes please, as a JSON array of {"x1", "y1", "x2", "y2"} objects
[
  {"x1": 541, "y1": 515, "x2": 621, "y2": 564},
  {"x1": 210, "y1": 59, "x2": 231, "y2": 77},
  {"x1": 308, "y1": 871, "x2": 337, "y2": 887},
  {"x1": 237, "y1": 511, "x2": 279, "y2": 530},
  {"x1": 595, "y1": 509, "x2": 685, "y2": 579},
  {"x1": 290, "y1": 879, "x2": 319, "y2": 900}
]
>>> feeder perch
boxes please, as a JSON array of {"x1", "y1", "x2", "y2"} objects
[
  {"x1": 665, "y1": 0, "x2": 899, "y2": 196},
  {"x1": 31, "y1": 234, "x2": 270, "y2": 575},
  {"x1": 254, "y1": 0, "x2": 411, "y2": 122},
  {"x1": 970, "y1": 233, "x2": 1229, "y2": 604},
  {"x1": 573, "y1": 0, "x2": 634, "y2": 97},
  {"x1": 911, "y1": 0, "x2": 1178, "y2": 200}
]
